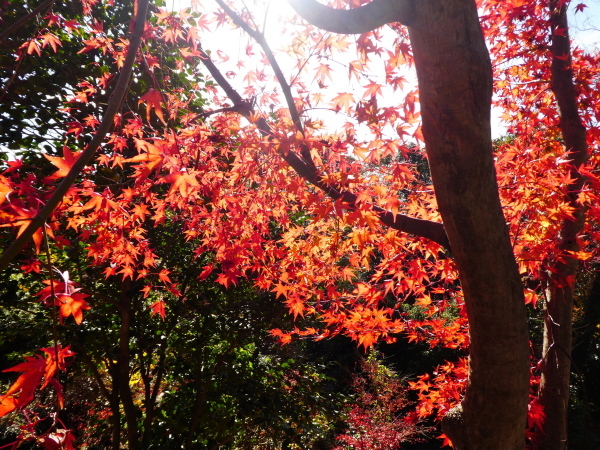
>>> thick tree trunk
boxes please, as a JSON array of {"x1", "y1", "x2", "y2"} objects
[
  {"x1": 407, "y1": 2, "x2": 530, "y2": 448},
  {"x1": 287, "y1": 0, "x2": 531, "y2": 447},
  {"x1": 533, "y1": 2, "x2": 588, "y2": 448}
]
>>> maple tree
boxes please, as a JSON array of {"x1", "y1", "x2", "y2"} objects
[
  {"x1": 1, "y1": 0, "x2": 599, "y2": 448},
  {"x1": 0, "y1": 2, "x2": 359, "y2": 447},
  {"x1": 333, "y1": 350, "x2": 427, "y2": 449}
]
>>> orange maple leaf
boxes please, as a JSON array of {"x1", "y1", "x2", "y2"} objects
[
  {"x1": 44, "y1": 147, "x2": 82, "y2": 179},
  {"x1": 0, "y1": 175, "x2": 10, "y2": 205},
  {"x1": 0, "y1": 356, "x2": 44, "y2": 417},
  {"x1": 269, "y1": 329, "x2": 293, "y2": 345},
  {"x1": 198, "y1": 265, "x2": 214, "y2": 280},
  {"x1": 36, "y1": 273, "x2": 91, "y2": 324},
  {"x1": 158, "y1": 269, "x2": 172, "y2": 284},
  {"x1": 362, "y1": 81, "x2": 382, "y2": 99},
  {"x1": 285, "y1": 297, "x2": 306, "y2": 319},
  {"x1": 25, "y1": 39, "x2": 41, "y2": 56},
  {"x1": 330, "y1": 92, "x2": 354, "y2": 113},
  {"x1": 40, "y1": 32, "x2": 62, "y2": 53},
  {"x1": 139, "y1": 88, "x2": 167, "y2": 125},
  {"x1": 357, "y1": 332, "x2": 378, "y2": 349},
  {"x1": 58, "y1": 293, "x2": 91, "y2": 325},
  {"x1": 159, "y1": 171, "x2": 200, "y2": 197},
  {"x1": 313, "y1": 63, "x2": 333, "y2": 85},
  {"x1": 150, "y1": 300, "x2": 167, "y2": 320},
  {"x1": 439, "y1": 433, "x2": 454, "y2": 447},
  {"x1": 4, "y1": 205, "x2": 47, "y2": 254},
  {"x1": 39, "y1": 345, "x2": 76, "y2": 390}
]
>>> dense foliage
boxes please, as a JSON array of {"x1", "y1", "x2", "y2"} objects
[{"x1": 0, "y1": 0, "x2": 599, "y2": 448}]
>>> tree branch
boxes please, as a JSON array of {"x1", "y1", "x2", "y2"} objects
[
  {"x1": 0, "y1": 0, "x2": 150, "y2": 272},
  {"x1": 198, "y1": 47, "x2": 449, "y2": 249},
  {"x1": 0, "y1": 0, "x2": 56, "y2": 44},
  {"x1": 287, "y1": 0, "x2": 415, "y2": 34},
  {"x1": 216, "y1": 0, "x2": 303, "y2": 132},
  {"x1": 214, "y1": 0, "x2": 316, "y2": 170}
]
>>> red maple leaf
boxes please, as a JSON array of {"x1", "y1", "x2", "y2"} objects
[
  {"x1": 40, "y1": 32, "x2": 62, "y2": 53},
  {"x1": 5, "y1": 205, "x2": 45, "y2": 254},
  {"x1": 24, "y1": 39, "x2": 41, "y2": 56},
  {"x1": 158, "y1": 171, "x2": 200, "y2": 197},
  {"x1": 0, "y1": 355, "x2": 44, "y2": 416},
  {"x1": 36, "y1": 272, "x2": 91, "y2": 324},
  {"x1": 58, "y1": 293, "x2": 91, "y2": 325},
  {"x1": 139, "y1": 89, "x2": 167, "y2": 125},
  {"x1": 0, "y1": 346, "x2": 75, "y2": 417},
  {"x1": 63, "y1": 19, "x2": 80, "y2": 32},
  {"x1": 150, "y1": 300, "x2": 166, "y2": 320}
]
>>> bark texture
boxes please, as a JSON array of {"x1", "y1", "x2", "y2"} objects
[
  {"x1": 533, "y1": 2, "x2": 588, "y2": 448},
  {"x1": 407, "y1": 2, "x2": 529, "y2": 448},
  {"x1": 288, "y1": 0, "x2": 531, "y2": 448}
]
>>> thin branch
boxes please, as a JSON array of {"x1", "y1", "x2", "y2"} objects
[
  {"x1": 216, "y1": 0, "x2": 304, "y2": 132},
  {"x1": 42, "y1": 227, "x2": 60, "y2": 413},
  {"x1": 198, "y1": 47, "x2": 449, "y2": 249},
  {"x1": 287, "y1": 0, "x2": 415, "y2": 34},
  {"x1": 0, "y1": 0, "x2": 56, "y2": 44},
  {"x1": 214, "y1": 0, "x2": 316, "y2": 170},
  {"x1": 0, "y1": 0, "x2": 151, "y2": 272},
  {"x1": 75, "y1": 344, "x2": 112, "y2": 402}
]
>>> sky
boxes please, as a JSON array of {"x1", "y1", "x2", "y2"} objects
[
  {"x1": 2, "y1": 0, "x2": 599, "y2": 158},
  {"x1": 183, "y1": 0, "x2": 600, "y2": 140}
]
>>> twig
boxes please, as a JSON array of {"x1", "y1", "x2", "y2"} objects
[
  {"x1": 197, "y1": 45, "x2": 450, "y2": 248},
  {"x1": 0, "y1": 0, "x2": 56, "y2": 43}
]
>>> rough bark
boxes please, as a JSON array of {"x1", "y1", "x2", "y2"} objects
[
  {"x1": 408, "y1": 2, "x2": 529, "y2": 448},
  {"x1": 533, "y1": 2, "x2": 589, "y2": 448},
  {"x1": 289, "y1": 0, "x2": 530, "y2": 448}
]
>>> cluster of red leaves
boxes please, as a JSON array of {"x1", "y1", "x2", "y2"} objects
[
  {"x1": 408, "y1": 358, "x2": 468, "y2": 422},
  {"x1": 36, "y1": 272, "x2": 91, "y2": 325},
  {"x1": 482, "y1": 0, "x2": 600, "y2": 269},
  {"x1": 334, "y1": 352, "x2": 426, "y2": 450}
]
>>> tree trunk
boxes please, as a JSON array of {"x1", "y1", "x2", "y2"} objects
[
  {"x1": 407, "y1": 2, "x2": 530, "y2": 448},
  {"x1": 286, "y1": 0, "x2": 532, "y2": 447},
  {"x1": 109, "y1": 363, "x2": 122, "y2": 450},
  {"x1": 118, "y1": 282, "x2": 140, "y2": 450},
  {"x1": 533, "y1": 2, "x2": 588, "y2": 448}
]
